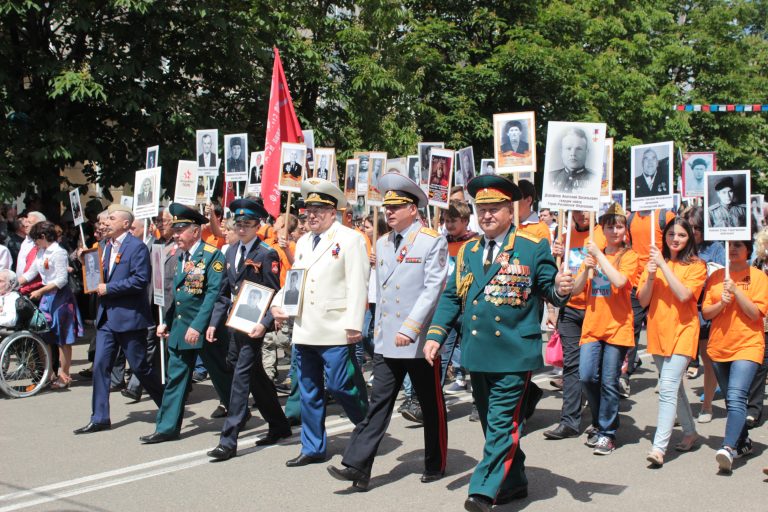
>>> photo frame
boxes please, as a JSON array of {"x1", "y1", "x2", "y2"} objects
[
  {"x1": 427, "y1": 148, "x2": 454, "y2": 209},
  {"x1": 751, "y1": 194, "x2": 765, "y2": 233},
  {"x1": 704, "y1": 170, "x2": 751, "y2": 241},
  {"x1": 224, "y1": 133, "x2": 248, "y2": 182},
  {"x1": 248, "y1": 151, "x2": 264, "y2": 195},
  {"x1": 600, "y1": 137, "x2": 614, "y2": 198},
  {"x1": 406, "y1": 155, "x2": 419, "y2": 184},
  {"x1": 493, "y1": 112, "x2": 536, "y2": 173},
  {"x1": 226, "y1": 281, "x2": 275, "y2": 334},
  {"x1": 303, "y1": 129, "x2": 315, "y2": 172},
  {"x1": 279, "y1": 142, "x2": 307, "y2": 192},
  {"x1": 456, "y1": 146, "x2": 476, "y2": 187},
  {"x1": 282, "y1": 268, "x2": 306, "y2": 317},
  {"x1": 630, "y1": 141, "x2": 674, "y2": 211},
  {"x1": 541, "y1": 121, "x2": 606, "y2": 212},
  {"x1": 353, "y1": 151, "x2": 370, "y2": 196},
  {"x1": 682, "y1": 151, "x2": 716, "y2": 199},
  {"x1": 81, "y1": 247, "x2": 103, "y2": 294},
  {"x1": 344, "y1": 159, "x2": 359, "y2": 204},
  {"x1": 386, "y1": 157, "x2": 407, "y2": 176},
  {"x1": 174, "y1": 160, "x2": 199, "y2": 206},
  {"x1": 145, "y1": 146, "x2": 159, "y2": 170},
  {"x1": 479, "y1": 159, "x2": 496, "y2": 176},
  {"x1": 151, "y1": 244, "x2": 165, "y2": 307},
  {"x1": 69, "y1": 189, "x2": 84, "y2": 227},
  {"x1": 367, "y1": 151, "x2": 388, "y2": 206},
  {"x1": 133, "y1": 167, "x2": 162, "y2": 220},
  {"x1": 418, "y1": 143, "x2": 444, "y2": 191},
  {"x1": 196, "y1": 129, "x2": 219, "y2": 177},
  {"x1": 314, "y1": 148, "x2": 336, "y2": 182},
  {"x1": 611, "y1": 190, "x2": 626, "y2": 211}
]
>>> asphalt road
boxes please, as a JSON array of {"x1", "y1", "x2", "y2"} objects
[{"x1": 2, "y1": 339, "x2": 767, "y2": 512}]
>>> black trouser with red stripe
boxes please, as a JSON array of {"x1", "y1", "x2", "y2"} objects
[{"x1": 342, "y1": 353, "x2": 447, "y2": 476}]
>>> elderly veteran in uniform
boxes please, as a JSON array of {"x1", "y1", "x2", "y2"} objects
[
  {"x1": 708, "y1": 176, "x2": 747, "y2": 228},
  {"x1": 139, "y1": 203, "x2": 232, "y2": 444},
  {"x1": 271, "y1": 178, "x2": 370, "y2": 468},
  {"x1": 206, "y1": 198, "x2": 290, "y2": 461},
  {"x1": 424, "y1": 175, "x2": 574, "y2": 512},
  {"x1": 327, "y1": 173, "x2": 449, "y2": 491}
]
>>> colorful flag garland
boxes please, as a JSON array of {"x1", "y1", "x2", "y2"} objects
[{"x1": 674, "y1": 104, "x2": 768, "y2": 112}]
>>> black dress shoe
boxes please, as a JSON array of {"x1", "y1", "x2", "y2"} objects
[
  {"x1": 78, "y1": 368, "x2": 93, "y2": 379},
  {"x1": 285, "y1": 453, "x2": 324, "y2": 467},
  {"x1": 139, "y1": 432, "x2": 179, "y2": 444},
  {"x1": 207, "y1": 444, "x2": 236, "y2": 461},
  {"x1": 543, "y1": 423, "x2": 579, "y2": 440},
  {"x1": 464, "y1": 494, "x2": 493, "y2": 512},
  {"x1": 496, "y1": 485, "x2": 528, "y2": 504},
  {"x1": 109, "y1": 383, "x2": 125, "y2": 392},
  {"x1": 327, "y1": 465, "x2": 370, "y2": 491},
  {"x1": 121, "y1": 388, "x2": 141, "y2": 402},
  {"x1": 73, "y1": 422, "x2": 111, "y2": 435},
  {"x1": 255, "y1": 429, "x2": 291, "y2": 446},
  {"x1": 210, "y1": 404, "x2": 228, "y2": 418},
  {"x1": 287, "y1": 416, "x2": 301, "y2": 427},
  {"x1": 420, "y1": 470, "x2": 445, "y2": 483}
]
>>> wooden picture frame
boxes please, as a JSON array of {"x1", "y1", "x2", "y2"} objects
[
  {"x1": 226, "y1": 281, "x2": 275, "y2": 334},
  {"x1": 81, "y1": 247, "x2": 103, "y2": 294}
]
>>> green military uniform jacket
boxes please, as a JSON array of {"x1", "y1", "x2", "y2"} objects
[
  {"x1": 165, "y1": 241, "x2": 226, "y2": 350},
  {"x1": 427, "y1": 227, "x2": 569, "y2": 373}
]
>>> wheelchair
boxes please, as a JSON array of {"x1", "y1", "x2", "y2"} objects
[{"x1": 0, "y1": 295, "x2": 52, "y2": 398}]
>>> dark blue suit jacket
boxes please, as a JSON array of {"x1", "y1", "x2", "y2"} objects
[{"x1": 96, "y1": 233, "x2": 153, "y2": 332}]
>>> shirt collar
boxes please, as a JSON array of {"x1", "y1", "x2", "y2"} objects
[
  {"x1": 395, "y1": 220, "x2": 421, "y2": 239},
  {"x1": 521, "y1": 211, "x2": 539, "y2": 226},
  {"x1": 111, "y1": 232, "x2": 129, "y2": 247},
  {"x1": 187, "y1": 240, "x2": 201, "y2": 257},
  {"x1": 239, "y1": 237, "x2": 257, "y2": 255},
  {"x1": 483, "y1": 228, "x2": 509, "y2": 248}
]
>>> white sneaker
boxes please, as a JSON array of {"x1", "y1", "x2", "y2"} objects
[
  {"x1": 444, "y1": 380, "x2": 467, "y2": 395},
  {"x1": 716, "y1": 448, "x2": 733, "y2": 472},
  {"x1": 697, "y1": 411, "x2": 713, "y2": 423}
]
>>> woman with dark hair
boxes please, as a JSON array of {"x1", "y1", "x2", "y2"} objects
[
  {"x1": 18, "y1": 221, "x2": 83, "y2": 389},
  {"x1": 638, "y1": 218, "x2": 707, "y2": 466},
  {"x1": 682, "y1": 206, "x2": 725, "y2": 422},
  {"x1": 702, "y1": 239, "x2": 768, "y2": 472}
]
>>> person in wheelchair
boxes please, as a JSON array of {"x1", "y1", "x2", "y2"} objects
[{"x1": 0, "y1": 269, "x2": 20, "y2": 329}]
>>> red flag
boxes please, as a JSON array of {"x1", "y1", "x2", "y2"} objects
[{"x1": 262, "y1": 47, "x2": 303, "y2": 218}]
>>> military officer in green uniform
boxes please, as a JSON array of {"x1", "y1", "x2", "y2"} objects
[
  {"x1": 424, "y1": 175, "x2": 574, "y2": 512},
  {"x1": 139, "y1": 203, "x2": 232, "y2": 444}
]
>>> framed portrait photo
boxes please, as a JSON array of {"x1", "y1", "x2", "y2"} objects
[
  {"x1": 224, "y1": 133, "x2": 248, "y2": 182},
  {"x1": 541, "y1": 121, "x2": 606, "y2": 212},
  {"x1": 428, "y1": 148, "x2": 454, "y2": 208},
  {"x1": 406, "y1": 155, "x2": 420, "y2": 184},
  {"x1": 81, "y1": 247, "x2": 103, "y2": 294},
  {"x1": 418, "y1": 143, "x2": 444, "y2": 191},
  {"x1": 279, "y1": 142, "x2": 307, "y2": 192},
  {"x1": 313, "y1": 147, "x2": 336, "y2": 182},
  {"x1": 600, "y1": 137, "x2": 614, "y2": 198},
  {"x1": 145, "y1": 145, "x2": 159, "y2": 170},
  {"x1": 611, "y1": 190, "x2": 626, "y2": 212},
  {"x1": 226, "y1": 281, "x2": 275, "y2": 335},
  {"x1": 367, "y1": 151, "x2": 388, "y2": 206},
  {"x1": 69, "y1": 189, "x2": 84, "y2": 227},
  {"x1": 353, "y1": 151, "x2": 371, "y2": 196},
  {"x1": 282, "y1": 268, "x2": 306, "y2": 317},
  {"x1": 151, "y1": 244, "x2": 165, "y2": 307},
  {"x1": 682, "y1": 151, "x2": 716, "y2": 199},
  {"x1": 248, "y1": 151, "x2": 264, "y2": 195},
  {"x1": 344, "y1": 159, "x2": 359, "y2": 204},
  {"x1": 630, "y1": 141, "x2": 674, "y2": 211},
  {"x1": 386, "y1": 157, "x2": 406, "y2": 175},
  {"x1": 493, "y1": 112, "x2": 536, "y2": 173},
  {"x1": 479, "y1": 159, "x2": 496, "y2": 176},
  {"x1": 751, "y1": 194, "x2": 765, "y2": 233},
  {"x1": 456, "y1": 146, "x2": 475, "y2": 187},
  {"x1": 196, "y1": 129, "x2": 219, "y2": 177},
  {"x1": 133, "y1": 167, "x2": 162, "y2": 220},
  {"x1": 704, "y1": 170, "x2": 751, "y2": 241}
]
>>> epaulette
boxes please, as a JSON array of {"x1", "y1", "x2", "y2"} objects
[
  {"x1": 260, "y1": 241, "x2": 275, "y2": 252},
  {"x1": 516, "y1": 231, "x2": 542, "y2": 244},
  {"x1": 203, "y1": 244, "x2": 217, "y2": 253},
  {"x1": 420, "y1": 227, "x2": 439, "y2": 238}
]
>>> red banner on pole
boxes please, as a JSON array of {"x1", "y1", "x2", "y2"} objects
[{"x1": 262, "y1": 47, "x2": 303, "y2": 218}]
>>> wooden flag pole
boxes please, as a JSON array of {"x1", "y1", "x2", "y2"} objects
[
  {"x1": 78, "y1": 225, "x2": 87, "y2": 248},
  {"x1": 588, "y1": 211, "x2": 595, "y2": 280},
  {"x1": 283, "y1": 192, "x2": 293, "y2": 240},
  {"x1": 556, "y1": 209, "x2": 565, "y2": 267},
  {"x1": 563, "y1": 211, "x2": 574, "y2": 272},
  {"x1": 514, "y1": 202, "x2": 519, "y2": 228},
  {"x1": 650, "y1": 210, "x2": 656, "y2": 248},
  {"x1": 725, "y1": 241, "x2": 730, "y2": 281},
  {"x1": 158, "y1": 306, "x2": 166, "y2": 385},
  {"x1": 144, "y1": 219, "x2": 150, "y2": 244},
  {"x1": 434, "y1": 207, "x2": 441, "y2": 231},
  {"x1": 373, "y1": 207, "x2": 379, "y2": 242}
]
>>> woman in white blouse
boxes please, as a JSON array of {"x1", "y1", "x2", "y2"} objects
[
  {"x1": 0, "y1": 269, "x2": 20, "y2": 328},
  {"x1": 18, "y1": 221, "x2": 82, "y2": 389}
]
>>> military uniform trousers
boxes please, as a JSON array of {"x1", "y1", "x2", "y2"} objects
[
  {"x1": 295, "y1": 344, "x2": 369, "y2": 457},
  {"x1": 219, "y1": 331, "x2": 290, "y2": 450},
  {"x1": 469, "y1": 371, "x2": 531, "y2": 500},
  {"x1": 342, "y1": 353, "x2": 448, "y2": 475},
  {"x1": 155, "y1": 338, "x2": 232, "y2": 436}
]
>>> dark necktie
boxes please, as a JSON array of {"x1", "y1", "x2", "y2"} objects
[
  {"x1": 484, "y1": 240, "x2": 496, "y2": 272},
  {"x1": 237, "y1": 245, "x2": 246, "y2": 273},
  {"x1": 312, "y1": 234, "x2": 321, "y2": 250},
  {"x1": 103, "y1": 241, "x2": 113, "y2": 281},
  {"x1": 394, "y1": 234, "x2": 403, "y2": 251}
]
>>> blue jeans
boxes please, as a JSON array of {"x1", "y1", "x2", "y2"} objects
[
  {"x1": 355, "y1": 306, "x2": 376, "y2": 367},
  {"x1": 652, "y1": 354, "x2": 696, "y2": 454},
  {"x1": 712, "y1": 359, "x2": 759, "y2": 450},
  {"x1": 579, "y1": 341, "x2": 628, "y2": 438}
]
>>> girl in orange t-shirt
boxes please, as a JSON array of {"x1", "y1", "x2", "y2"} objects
[
  {"x1": 702, "y1": 239, "x2": 768, "y2": 472},
  {"x1": 637, "y1": 218, "x2": 707, "y2": 467},
  {"x1": 572, "y1": 205, "x2": 638, "y2": 455}
]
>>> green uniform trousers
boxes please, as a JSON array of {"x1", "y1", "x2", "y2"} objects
[
  {"x1": 155, "y1": 341, "x2": 232, "y2": 435},
  {"x1": 469, "y1": 371, "x2": 531, "y2": 499}
]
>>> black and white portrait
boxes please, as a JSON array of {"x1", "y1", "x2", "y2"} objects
[
  {"x1": 283, "y1": 269, "x2": 305, "y2": 316},
  {"x1": 196, "y1": 129, "x2": 219, "y2": 176},
  {"x1": 133, "y1": 167, "x2": 162, "y2": 220},
  {"x1": 82, "y1": 248, "x2": 102, "y2": 294},
  {"x1": 629, "y1": 141, "x2": 674, "y2": 211},
  {"x1": 249, "y1": 151, "x2": 264, "y2": 188},
  {"x1": 480, "y1": 159, "x2": 496, "y2": 176},
  {"x1": 493, "y1": 112, "x2": 536, "y2": 173},
  {"x1": 344, "y1": 159, "x2": 359, "y2": 203},
  {"x1": 704, "y1": 170, "x2": 751, "y2": 241},
  {"x1": 227, "y1": 281, "x2": 274, "y2": 334},
  {"x1": 418, "y1": 142, "x2": 444, "y2": 187},
  {"x1": 225, "y1": 133, "x2": 248, "y2": 182},
  {"x1": 407, "y1": 155, "x2": 419, "y2": 184},
  {"x1": 354, "y1": 152, "x2": 370, "y2": 195},
  {"x1": 682, "y1": 152, "x2": 715, "y2": 198},
  {"x1": 146, "y1": 146, "x2": 159, "y2": 170},
  {"x1": 137, "y1": 177, "x2": 154, "y2": 206},
  {"x1": 367, "y1": 151, "x2": 387, "y2": 205},
  {"x1": 279, "y1": 142, "x2": 307, "y2": 192},
  {"x1": 69, "y1": 189, "x2": 84, "y2": 227},
  {"x1": 456, "y1": 146, "x2": 475, "y2": 187},
  {"x1": 751, "y1": 195, "x2": 765, "y2": 234}
]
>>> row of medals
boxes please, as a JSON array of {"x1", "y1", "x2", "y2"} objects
[
  {"x1": 184, "y1": 262, "x2": 206, "y2": 295},
  {"x1": 484, "y1": 259, "x2": 532, "y2": 306}
]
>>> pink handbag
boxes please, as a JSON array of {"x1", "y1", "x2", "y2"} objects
[{"x1": 545, "y1": 330, "x2": 564, "y2": 368}]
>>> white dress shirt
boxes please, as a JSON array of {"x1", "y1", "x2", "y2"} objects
[
  {"x1": 234, "y1": 238, "x2": 257, "y2": 269},
  {"x1": 482, "y1": 230, "x2": 509, "y2": 265},
  {"x1": 0, "y1": 245, "x2": 11, "y2": 271},
  {"x1": 16, "y1": 237, "x2": 34, "y2": 274},
  {"x1": 23, "y1": 242, "x2": 68, "y2": 289},
  {"x1": 104, "y1": 232, "x2": 129, "y2": 276}
]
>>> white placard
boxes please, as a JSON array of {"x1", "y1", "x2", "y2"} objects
[
  {"x1": 69, "y1": 189, "x2": 84, "y2": 226},
  {"x1": 367, "y1": 151, "x2": 388, "y2": 206},
  {"x1": 682, "y1": 152, "x2": 716, "y2": 199},
  {"x1": 248, "y1": 151, "x2": 264, "y2": 195},
  {"x1": 145, "y1": 146, "x2": 159, "y2": 169},
  {"x1": 120, "y1": 196, "x2": 134, "y2": 208},
  {"x1": 133, "y1": 167, "x2": 162, "y2": 220},
  {"x1": 704, "y1": 170, "x2": 751, "y2": 241},
  {"x1": 174, "y1": 160, "x2": 198, "y2": 206},
  {"x1": 418, "y1": 142, "x2": 444, "y2": 192},
  {"x1": 151, "y1": 243, "x2": 165, "y2": 307},
  {"x1": 224, "y1": 133, "x2": 248, "y2": 182},
  {"x1": 493, "y1": 112, "x2": 536, "y2": 173},
  {"x1": 456, "y1": 146, "x2": 476, "y2": 187},
  {"x1": 196, "y1": 129, "x2": 219, "y2": 177},
  {"x1": 630, "y1": 141, "x2": 674, "y2": 211},
  {"x1": 279, "y1": 142, "x2": 307, "y2": 192}
]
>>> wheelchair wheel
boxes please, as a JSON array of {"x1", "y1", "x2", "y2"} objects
[{"x1": 0, "y1": 331, "x2": 52, "y2": 398}]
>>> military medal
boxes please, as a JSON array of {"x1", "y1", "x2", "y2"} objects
[{"x1": 396, "y1": 245, "x2": 408, "y2": 263}]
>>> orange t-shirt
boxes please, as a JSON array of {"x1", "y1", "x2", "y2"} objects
[
  {"x1": 580, "y1": 249, "x2": 639, "y2": 347},
  {"x1": 519, "y1": 221, "x2": 552, "y2": 244},
  {"x1": 562, "y1": 225, "x2": 607, "y2": 310},
  {"x1": 637, "y1": 258, "x2": 707, "y2": 359},
  {"x1": 202, "y1": 226, "x2": 225, "y2": 249},
  {"x1": 629, "y1": 210, "x2": 676, "y2": 269},
  {"x1": 703, "y1": 267, "x2": 768, "y2": 364}
]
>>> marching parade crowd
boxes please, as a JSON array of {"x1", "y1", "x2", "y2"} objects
[{"x1": 1, "y1": 173, "x2": 768, "y2": 512}]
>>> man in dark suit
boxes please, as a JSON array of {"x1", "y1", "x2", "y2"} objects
[
  {"x1": 206, "y1": 198, "x2": 290, "y2": 461},
  {"x1": 198, "y1": 134, "x2": 217, "y2": 168},
  {"x1": 283, "y1": 151, "x2": 303, "y2": 179},
  {"x1": 74, "y1": 204, "x2": 164, "y2": 434},
  {"x1": 500, "y1": 121, "x2": 529, "y2": 155},
  {"x1": 634, "y1": 148, "x2": 670, "y2": 198}
]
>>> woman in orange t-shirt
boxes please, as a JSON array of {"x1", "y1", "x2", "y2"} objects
[
  {"x1": 573, "y1": 205, "x2": 638, "y2": 455},
  {"x1": 637, "y1": 218, "x2": 706, "y2": 467},
  {"x1": 702, "y1": 239, "x2": 768, "y2": 472}
]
